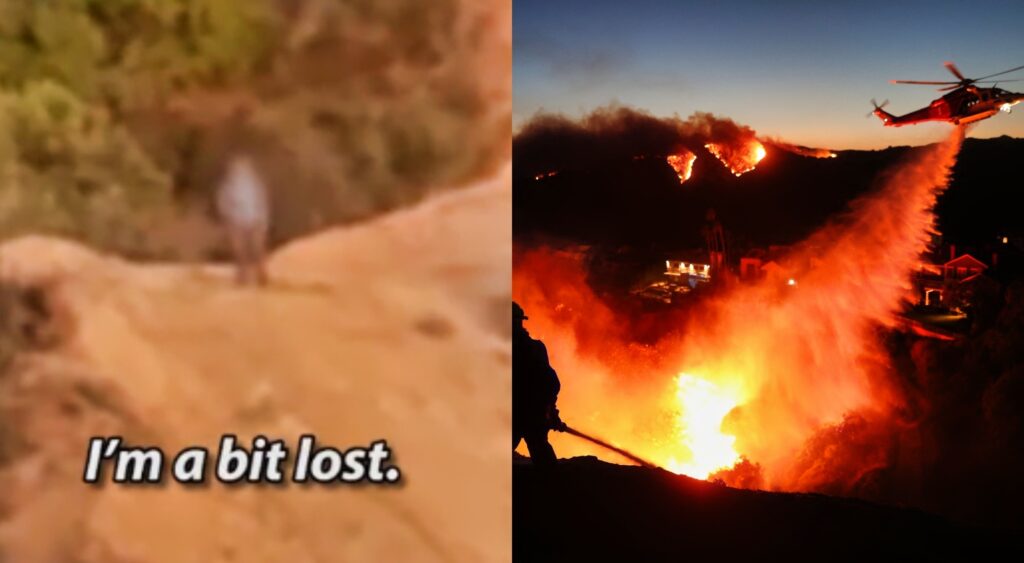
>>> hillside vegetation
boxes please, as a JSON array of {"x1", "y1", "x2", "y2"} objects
[{"x1": 0, "y1": 0, "x2": 510, "y2": 257}]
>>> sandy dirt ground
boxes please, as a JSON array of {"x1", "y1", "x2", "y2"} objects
[{"x1": 0, "y1": 162, "x2": 511, "y2": 563}]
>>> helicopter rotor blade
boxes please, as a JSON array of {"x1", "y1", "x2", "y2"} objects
[
  {"x1": 974, "y1": 63, "x2": 1024, "y2": 81},
  {"x1": 975, "y1": 79, "x2": 1024, "y2": 84},
  {"x1": 938, "y1": 85, "x2": 960, "y2": 91},
  {"x1": 890, "y1": 80, "x2": 959, "y2": 85},
  {"x1": 944, "y1": 61, "x2": 966, "y2": 81}
]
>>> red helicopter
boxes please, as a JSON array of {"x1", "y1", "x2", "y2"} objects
[{"x1": 872, "y1": 62, "x2": 1024, "y2": 127}]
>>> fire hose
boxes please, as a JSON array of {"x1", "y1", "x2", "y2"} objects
[{"x1": 561, "y1": 424, "x2": 660, "y2": 469}]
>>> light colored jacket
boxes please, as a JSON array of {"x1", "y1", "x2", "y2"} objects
[{"x1": 216, "y1": 156, "x2": 269, "y2": 228}]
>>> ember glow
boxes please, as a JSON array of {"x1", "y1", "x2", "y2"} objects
[
  {"x1": 666, "y1": 152, "x2": 697, "y2": 184},
  {"x1": 534, "y1": 171, "x2": 559, "y2": 181},
  {"x1": 704, "y1": 140, "x2": 766, "y2": 176},
  {"x1": 765, "y1": 139, "x2": 838, "y2": 159},
  {"x1": 514, "y1": 129, "x2": 965, "y2": 490}
]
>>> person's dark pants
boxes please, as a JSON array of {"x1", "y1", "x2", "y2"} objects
[
  {"x1": 227, "y1": 222, "x2": 268, "y2": 286},
  {"x1": 514, "y1": 423, "x2": 557, "y2": 467}
]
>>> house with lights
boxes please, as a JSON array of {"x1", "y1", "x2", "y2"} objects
[
  {"x1": 665, "y1": 259, "x2": 712, "y2": 286},
  {"x1": 738, "y1": 246, "x2": 798, "y2": 284},
  {"x1": 631, "y1": 253, "x2": 714, "y2": 304},
  {"x1": 914, "y1": 247, "x2": 990, "y2": 308}
]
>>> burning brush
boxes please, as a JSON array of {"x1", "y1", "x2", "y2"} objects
[
  {"x1": 704, "y1": 140, "x2": 767, "y2": 177},
  {"x1": 666, "y1": 151, "x2": 697, "y2": 184}
]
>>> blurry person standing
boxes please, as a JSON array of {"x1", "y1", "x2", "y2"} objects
[{"x1": 217, "y1": 152, "x2": 270, "y2": 286}]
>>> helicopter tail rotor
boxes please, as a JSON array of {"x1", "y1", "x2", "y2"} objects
[
  {"x1": 868, "y1": 99, "x2": 895, "y2": 125},
  {"x1": 867, "y1": 98, "x2": 889, "y2": 118}
]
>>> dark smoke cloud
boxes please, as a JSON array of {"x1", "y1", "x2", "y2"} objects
[{"x1": 513, "y1": 106, "x2": 757, "y2": 178}]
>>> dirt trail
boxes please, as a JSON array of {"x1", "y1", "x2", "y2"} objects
[{"x1": 0, "y1": 163, "x2": 511, "y2": 563}]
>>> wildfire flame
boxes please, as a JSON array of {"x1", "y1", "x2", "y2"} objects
[
  {"x1": 666, "y1": 152, "x2": 697, "y2": 184},
  {"x1": 666, "y1": 374, "x2": 743, "y2": 479},
  {"x1": 705, "y1": 140, "x2": 766, "y2": 176},
  {"x1": 534, "y1": 171, "x2": 558, "y2": 181}
]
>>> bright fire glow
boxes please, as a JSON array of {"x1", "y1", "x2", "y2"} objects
[
  {"x1": 704, "y1": 140, "x2": 766, "y2": 176},
  {"x1": 534, "y1": 171, "x2": 558, "y2": 181},
  {"x1": 764, "y1": 139, "x2": 837, "y2": 159},
  {"x1": 666, "y1": 374, "x2": 742, "y2": 479},
  {"x1": 666, "y1": 152, "x2": 697, "y2": 184}
]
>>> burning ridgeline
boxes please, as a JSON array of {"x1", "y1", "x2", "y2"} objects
[
  {"x1": 520, "y1": 106, "x2": 836, "y2": 188},
  {"x1": 518, "y1": 107, "x2": 772, "y2": 186}
]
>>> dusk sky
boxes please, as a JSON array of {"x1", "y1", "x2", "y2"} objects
[{"x1": 514, "y1": 0, "x2": 1024, "y2": 149}]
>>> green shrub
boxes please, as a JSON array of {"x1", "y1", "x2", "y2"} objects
[{"x1": 0, "y1": 80, "x2": 171, "y2": 253}]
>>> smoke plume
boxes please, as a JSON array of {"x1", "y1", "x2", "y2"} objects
[{"x1": 514, "y1": 106, "x2": 760, "y2": 179}]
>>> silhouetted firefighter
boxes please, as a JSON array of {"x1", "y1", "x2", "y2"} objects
[
  {"x1": 217, "y1": 154, "x2": 270, "y2": 286},
  {"x1": 513, "y1": 302, "x2": 565, "y2": 467}
]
